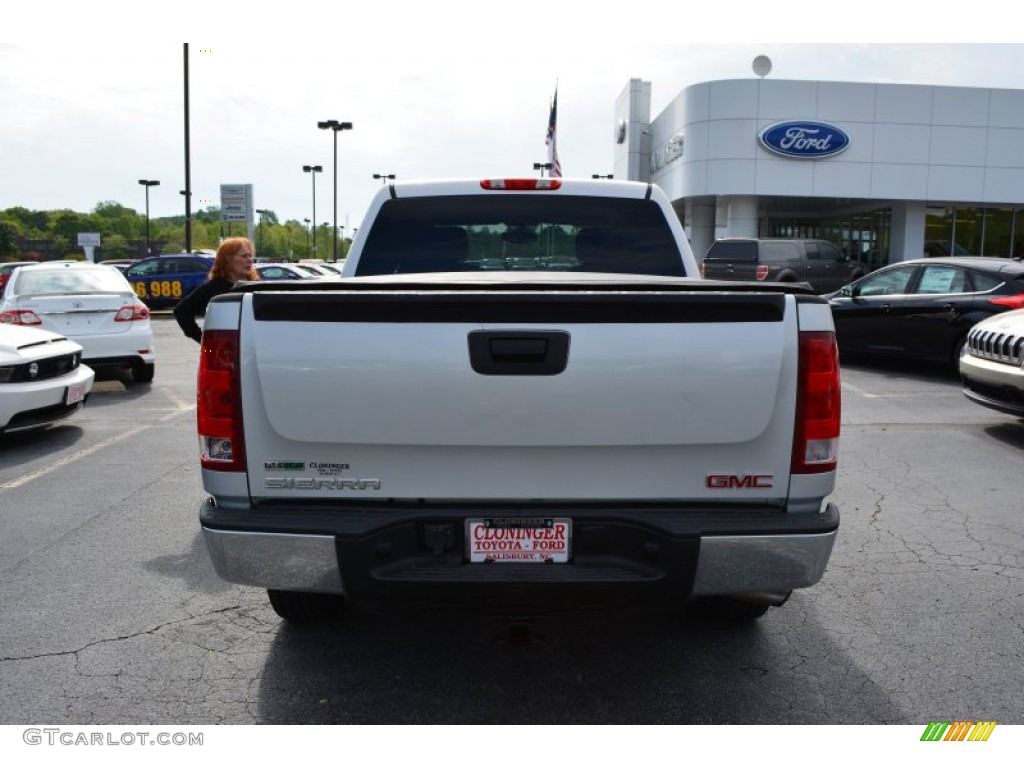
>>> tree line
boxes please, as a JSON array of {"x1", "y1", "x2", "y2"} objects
[{"x1": 0, "y1": 202, "x2": 351, "y2": 263}]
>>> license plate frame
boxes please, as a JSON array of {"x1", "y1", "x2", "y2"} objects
[
  {"x1": 466, "y1": 517, "x2": 571, "y2": 563},
  {"x1": 65, "y1": 381, "x2": 88, "y2": 406}
]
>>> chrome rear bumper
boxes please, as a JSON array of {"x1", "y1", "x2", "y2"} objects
[{"x1": 201, "y1": 502, "x2": 838, "y2": 599}]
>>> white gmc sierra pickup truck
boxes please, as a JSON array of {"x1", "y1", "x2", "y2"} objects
[{"x1": 197, "y1": 178, "x2": 841, "y2": 623}]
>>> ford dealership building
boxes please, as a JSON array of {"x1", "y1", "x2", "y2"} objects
[{"x1": 614, "y1": 77, "x2": 1024, "y2": 270}]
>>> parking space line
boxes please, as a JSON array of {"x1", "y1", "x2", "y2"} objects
[
  {"x1": 160, "y1": 386, "x2": 193, "y2": 411},
  {"x1": 0, "y1": 407, "x2": 193, "y2": 491},
  {"x1": 841, "y1": 381, "x2": 956, "y2": 399},
  {"x1": 841, "y1": 381, "x2": 881, "y2": 398}
]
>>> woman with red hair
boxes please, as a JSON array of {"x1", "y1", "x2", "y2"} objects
[{"x1": 174, "y1": 237, "x2": 259, "y2": 343}]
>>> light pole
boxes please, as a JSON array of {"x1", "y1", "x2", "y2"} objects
[
  {"x1": 373, "y1": 173, "x2": 396, "y2": 185},
  {"x1": 303, "y1": 218, "x2": 311, "y2": 258},
  {"x1": 179, "y1": 190, "x2": 192, "y2": 251},
  {"x1": 317, "y1": 120, "x2": 353, "y2": 262},
  {"x1": 302, "y1": 165, "x2": 322, "y2": 256},
  {"x1": 138, "y1": 179, "x2": 160, "y2": 256},
  {"x1": 338, "y1": 225, "x2": 346, "y2": 259},
  {"x1": 183, "y1": 44, "x2": 193, "y2": 253},
  {"x1": 533, "y1": 162, "x2": 552, "y2": 178},
  {"x1": 255, "y1": 208, "x2": 269, "y2": 254}
]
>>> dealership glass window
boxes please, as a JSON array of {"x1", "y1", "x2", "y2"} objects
[
  {"x1": 760, "y1": 208, "x2": 891, "y2": 269},
  {"x1": 955, "y1": 208, "x2": 984, "y2": 254},
  {"x1": 924, "y1": 207, "x2": 956, "y2": 257},
  {"x1": 982, "y1": 208, "x2": 1016, "y2": 257},
  {"x1": 752, "y1": 203, "x2": 1024, "y2": 263},
  {"x1": 1016, "y1": 210, "x2": 1024, "y2": 257},
  {"x1": 762, "y1": 217, "x2": 820, "y2": 239},
  {"x1": 924, "y1": 207, "x2": 1024, "y2": 258},
  {"x1": 819, "y1": 208, "x2": 891, "y2": 270}
]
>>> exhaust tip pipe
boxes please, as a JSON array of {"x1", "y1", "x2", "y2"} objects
[{"x1": 732, "y1": 591, "x2": 791, "y2": 607}]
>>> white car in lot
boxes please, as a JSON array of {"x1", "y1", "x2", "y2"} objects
[
  {"x1": 0, "y1": 261, "x2": 155, "y2": 383},
  {"x1": 960, "y1": 308, "x2": 1024, "y2": 417},
  {"x1": 0, "y1": 324, "x2": 94, "y2": 433},
  {"x1": 255, "y1": 263, "x2": 327, "y2": 281}
]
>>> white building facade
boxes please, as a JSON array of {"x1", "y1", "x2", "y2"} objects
[{"x1": 614, "y1": 77, "x2": 1024, "y2": 270}]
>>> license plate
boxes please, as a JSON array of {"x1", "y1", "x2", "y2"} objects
[
  {"x1": 466, "y1": 518, "x2": 571, "y2": 563},
  {"x1": 65, "y1": 381, "x2": 87, "y2": 405}
]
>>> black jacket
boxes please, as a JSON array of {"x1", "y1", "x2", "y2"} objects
[{"x1": 173, "y1": 277, "x2": 235, "y2": 343}]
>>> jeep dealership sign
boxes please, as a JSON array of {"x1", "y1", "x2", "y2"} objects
[{"x1": 758, "y1": 121, "x2": 849, "y2": 159}]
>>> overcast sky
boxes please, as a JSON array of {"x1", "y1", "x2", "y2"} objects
[{"x1": 2, "y1": 3, "x2": 1017, "y2": 238}]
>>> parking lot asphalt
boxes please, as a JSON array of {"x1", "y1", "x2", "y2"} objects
[{"x1": 0, "y1": 318, "x2": 1021, "y2": 729}]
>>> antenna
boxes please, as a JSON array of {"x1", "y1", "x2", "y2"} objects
[{"x1": 752, "y1": 55, "x2": 772, "y2": 79}]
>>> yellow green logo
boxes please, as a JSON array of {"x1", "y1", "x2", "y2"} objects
[{"x1": 921, "y1": 721, "x2": 997, "y2": 742}]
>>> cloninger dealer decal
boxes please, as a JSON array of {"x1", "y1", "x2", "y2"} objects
[{"x1": 264, "y1": 460, "x2": 379, "y2": 491}]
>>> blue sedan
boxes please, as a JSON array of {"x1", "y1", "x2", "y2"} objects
[{"x1": 124, "y1": 253, "x2": 214, "y2": 308}]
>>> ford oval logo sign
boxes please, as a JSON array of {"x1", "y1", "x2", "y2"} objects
[{"x1": 759, "y1": 121, "x2": 849, "y2": 159}]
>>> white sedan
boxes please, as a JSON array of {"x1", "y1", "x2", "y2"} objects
[
  {"x1": 0, "y1": 324, "x2": 94, "y2": 433},
  {"x1": 0, "y1": 261, "x2": 155, "y2": 383},
  {"x1": 255, "y1": 263, "x2": 327, "y2": 281}
]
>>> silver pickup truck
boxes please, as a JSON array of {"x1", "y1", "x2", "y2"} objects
[{"x1": 197, "y1": 178, "x2": 841, "y2": 624}]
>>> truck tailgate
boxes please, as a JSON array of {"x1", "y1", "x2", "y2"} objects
[{"x1": 241, "y1": 289, "x2": 799, "y2": 502}]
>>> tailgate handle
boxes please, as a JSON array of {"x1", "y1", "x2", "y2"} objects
[
  {"x1": 490, "y1": 337, "x2": 547, "y2": 361},
  {"x1": 468, "y1": 331, "x2": 569, "y2": 376}
]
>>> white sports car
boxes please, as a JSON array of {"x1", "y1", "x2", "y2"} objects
[{"x1": 0, "y1": 324, "x2": 95, "y2": 433}]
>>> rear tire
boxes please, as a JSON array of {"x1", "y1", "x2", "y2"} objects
[
  {"x1": 132, "y1": 361, "x2": 155, "y2": 383},
  {"x1": 267, "y1": 589, "x2": 346, "y2": 623}
]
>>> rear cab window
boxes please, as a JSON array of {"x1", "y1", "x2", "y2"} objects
[
  {"x1": 705, "y1": 241, "x2": 758, "y2": 261},
  {"x1": 354, "y1": 195, "x2": 686, "y2": 277}
]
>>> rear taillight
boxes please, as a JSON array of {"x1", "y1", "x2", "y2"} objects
[
  {"x1": 792, "y1": 331, "x2": 841, "y2": 474},
  {"x1": 987, "y1": 293, "x2": 1024, "y2": 310},
  {"x1": 480, "y1": 178, "x2": 562, "y2": 191},
  {"x1": 0, "y1": 309, "x2": 42, "y2": 325},
  {"x1": 115, "y1": 303, "x2": 151, "y2": 322},
  {"x1": 197, "y1": 330, "x2": 246, "y2": 472},
  {"x1": 756, "y1": 265, "x2": 769, "y2": 280}
]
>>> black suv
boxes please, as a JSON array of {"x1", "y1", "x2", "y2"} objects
[{"x1": 702, "y1": 238, "x2": 869, "y2": 293}]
